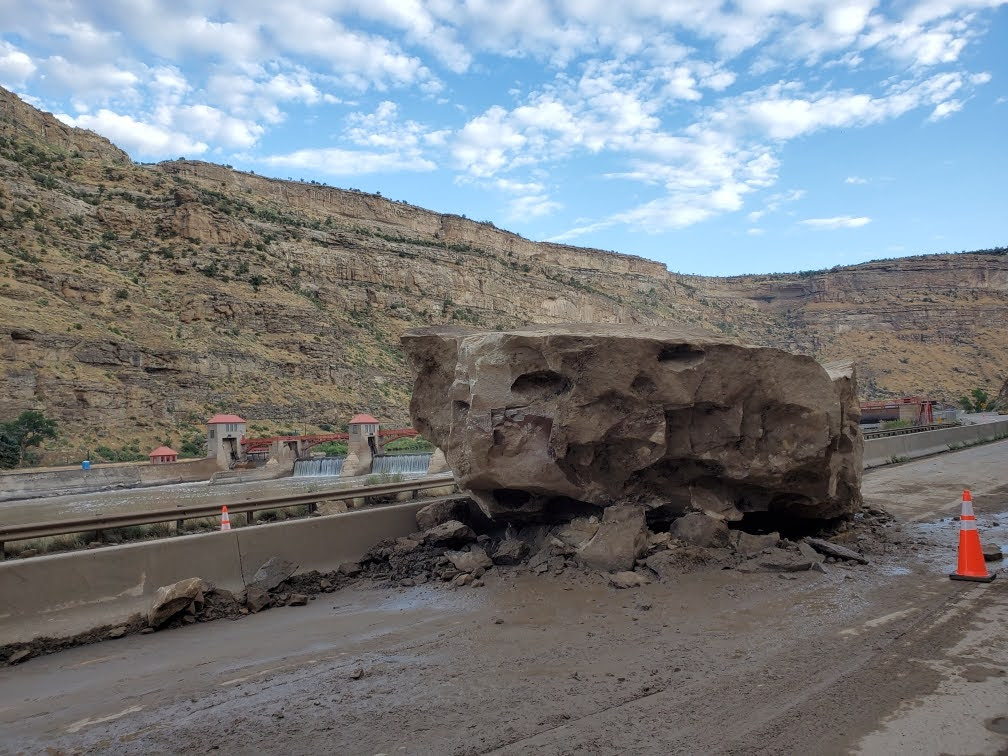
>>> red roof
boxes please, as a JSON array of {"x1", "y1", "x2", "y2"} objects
[
  {"x1": 349, "y1": 413, "x2": 379, "y2": 425},
  {"x1": 206, "y1": 414, "x2": 246, "y2": 424},
  {"x1": 149, "y1": 446, "x2": 178, "y2": 457}
]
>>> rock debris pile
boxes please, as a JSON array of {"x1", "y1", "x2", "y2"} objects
[
  {"x1": 356, "y1": 497, "x2": 883, "y2": 591},
  {"x1": 402, "y1": 324, "x2": 863, "y2": 526}
]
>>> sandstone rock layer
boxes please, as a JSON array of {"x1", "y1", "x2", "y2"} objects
[{"x1": 403, "y1": 324, "x2": 862, "y2": 523}]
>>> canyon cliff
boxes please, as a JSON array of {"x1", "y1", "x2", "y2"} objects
[{"x1": 1, "y1": 87, "x2": 1005, "y2": 461}]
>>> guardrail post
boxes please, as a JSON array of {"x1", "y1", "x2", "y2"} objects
[
  {"x1": 176, "y1": 518, "x2": 184, "y2": 533},
  {"x1": 246, "y1": 511, "x2": 254, "y2": 526},
  {"x1": 0, "y1": 541, "x2": 4, "y2": 560}
]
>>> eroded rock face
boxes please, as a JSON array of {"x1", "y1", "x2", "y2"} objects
[{"x1": 403, "y1": 324, "x2": 863, "y2": 524}]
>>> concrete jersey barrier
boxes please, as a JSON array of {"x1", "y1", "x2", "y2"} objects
[
  {"x1": 863, "y1": 420, "x2": 1008, "y2": 468},
  {"x1": 0, "y1": 500, "x2": 428, "y2": 646}
]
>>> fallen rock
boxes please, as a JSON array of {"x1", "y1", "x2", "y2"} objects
[
  {"x1": 644, "y1": 547, "x2": 719, "y2": 579},
  {"x1": 416, "y1": 499, "x2": 469, "y2": 531},
  {"x1": 338, "y1": 561, "x2": 362, "y2": 577},
  {"x1": 609, "y1": 571, "x2": 649, "y2": 589},
  {"x1": 804, "y1": 537, "x2": 869, "y2": 564},
  {"x1": 288, "y1": 594, "x2": 309, "y2": 606},
  {"x1": 108, "y1": 626, "x2": 127, "y2": 639},
  {"x1": 648, "y1": 531, "x2": 671, "y2": 550},
  {"x1": 251, "y1": 557, "x2": 299, "y2": 591},
  {"x1": 422, "y1": 520, "x2": 476, "y2": 546},
  {"x1": 8, "y1": 648, "x2": 30, "y2": 665},
  {"x1": 446, "y1": 546, "x2": 493, "y2": 573},
  {"x1": 733, "y1": 531, "x2": 780, "y2": 556},
  {"x1": 578, "y1": 506, "x2": 648, "y2": 572},
  {"x1": 797, "y1": 541, "x2": 825, "y2": 564},
  {"x1": 554, "y1": 517, "x2": 600, "y2": 548},
  {"x1": 492, "y1": 539, "x2": 529, "y2": 565},
  {"x1": 983, "y1": 543, "x2": 1003, "y2": 561},
  {"x1": 671, "y1": 512, "x2": 731, "y2": 548},
  {"x1": 402, "y1": 325, "x2": 863, "y2": 523},
  {"x1": 759, "y1": 548, "x2": 813, "y2": 572},
  {"x1": 245, "y1": 585, "x2": 271, "y2": 613},
  {"x1": 147, "y1": 578, "x2": 207, "y2": 627}
]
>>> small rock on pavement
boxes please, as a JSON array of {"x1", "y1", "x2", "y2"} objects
[
  {"x1": 671, "y1": 512, "x2": 730, "y2": 548},
  {"x1": 451, "y1": 573, "x2": 474, "y2": 587},
  {"x1": 147, "y1": 577, "x2": 207, "y2": 628},
  {"x1": 288, "y1": 594, "x2": 309, "y2": 606},
  {"x1": 108, "y1": 626, "x2": 127, "y2": 639},
  {"x1": 319, "y1": 578, "x2": 333, "y2": 590},
  {"x1": 422, "y1": 519, "x2": 477, "y2": 546},
  {"x1": 349, "y1": 667, "x2": 364, "y2": 680},
  {"x1": 983, "y1": 543, "x2": 1004, "y2": 561},
  {"x1": 8, "y1": 648, "x2": 30, "y2": 665},
  {"x1": 251, "y1": 557, "x2": 299, "y2": 591},
  {"x1": 759, "y1": 548, "x2": 813, "y2": 572},
  {"x1": 608, "y1": 571, "x2": 649, "y2": 589},
  {"x1": 447, "y1": 546, "x2": 493, "y2": 573},
  {"x1": 245, "y1": 585, "x2": 271, "y2": 613},
  {"x1": 804, "y1": 537, "x2": 869, "y2": 564}
]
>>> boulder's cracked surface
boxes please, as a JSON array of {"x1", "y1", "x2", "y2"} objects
[{"x1": 403, "y1": 324, "x2": 863, "y2": 523}]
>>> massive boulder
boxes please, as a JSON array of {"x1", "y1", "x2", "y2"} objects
[{"x1": 402, "y1": 324, "x2": 863, "y2": 524}]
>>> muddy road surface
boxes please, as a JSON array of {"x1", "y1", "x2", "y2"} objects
[{"x1": 2, "y1": 441, "x2": 1007, "y2": 755}]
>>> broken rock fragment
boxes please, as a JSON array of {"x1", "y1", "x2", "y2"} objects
[
  {"x1": 446, "y1": 546, "x2": 493, "y2": 574},
  {"x1": 578, "y1": 505, "x2": 648, "y2": 572},
  {"x1": 671, "y1": 513, "x2": 731, "y2": 549},
  {"x1": 251, "y1": 557, "x2": 298, "y2": 591},
  {"x1": 402, "y1": 324, "x2": 863, "y2": 524},
  {"x1": 148, "y1": 577, "x2": 207, "y2": 627}
]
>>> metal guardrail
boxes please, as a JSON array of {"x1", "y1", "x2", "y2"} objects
[
  {"x1": 0, "y1": 473, "x2": 457, "y2": 555},
  {"x1": 863, "y1": 424, "x2": 954, "y2": 439}
]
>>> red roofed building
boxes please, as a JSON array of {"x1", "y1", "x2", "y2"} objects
[
  {"x1": 149, "y1": 446, "x2": 178, "y2": 464},
  {"x1": 207, "y1": 413, "x2": 247, "y2": 465},
  {"x1": 348, "y1": 412, "x2": 380, "y2": 460}
]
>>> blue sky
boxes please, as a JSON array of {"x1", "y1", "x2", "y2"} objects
[{"x1": 0, "y1": 1, "x2": 1005, "y2": 276}]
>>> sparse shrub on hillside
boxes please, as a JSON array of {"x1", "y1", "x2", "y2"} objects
[{"x1": 959, "y1": 387, "x2": 993, "y2": 413}]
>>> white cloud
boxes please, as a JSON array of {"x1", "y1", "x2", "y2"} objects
[
  {"x1": 0, "y1": 42, "x2": 35, "y2": 86},
  {"x1": 929, "y1": 99, "x2": 963, "y2": 120},
  {"x1": 747, "y1": 227, "x2": 766, "y2": 235},
  {"x1": 164, "y1": 104, "x2": 264, "y2": 149},
  {"x1": 56, "y1": 109, "x2": 207, "y2": 157},
  {"x1": 506, "y1": 194, "x2": 562, "y2": 219},
  {"x1": 800, "y1": 215, "x2": 871, "y2": 228},
  {"x1": 256, "y1": 147, "x2": 435, "y2": 175},
  {"x1": 844, "y1": 176, "x2": 868, "y2": 184}
]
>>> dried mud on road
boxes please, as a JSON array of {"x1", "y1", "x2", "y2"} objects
[{"x1": 2, "y1": 481, "x2": 1006, "y2": 755}]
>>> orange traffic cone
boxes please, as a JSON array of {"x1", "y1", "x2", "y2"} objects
[
  {"x1": 950, "y1": 490, "x2": 995, "y2": 582},
  {"x1": 220, "y1": 505, "x2": 231, "y2": 532}
]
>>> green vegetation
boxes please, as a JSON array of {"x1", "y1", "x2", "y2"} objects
[
  {"x1": 881, "y1": 419, "x2": 912, "y2": 429},
  {"x1": 93, "y1": 441, "x2": 147, "y2": 463},
  {"x1": 316, "y1": 441, "x2": 349, "y2": 455},
  {"x1": 959, "y1": 387, "x2": 994, "y2": 413},
  {"x1": 383, "y1": 436, "x2": 433, "y2": 452},
  {"x1": 179, "y1": 430, "x2": 207, "y2": 458},
  {"x1": 0, "y1": 410, "x2": 58, "y2": 468}
]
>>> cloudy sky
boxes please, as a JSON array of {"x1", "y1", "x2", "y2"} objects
[{"x1": 0, "y1": 1, "x2": 1005, "y2": 275}]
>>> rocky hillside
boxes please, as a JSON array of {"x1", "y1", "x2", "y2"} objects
[{"x1": 1, "y1": 87, "x2": 1006, "y2": 462}]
